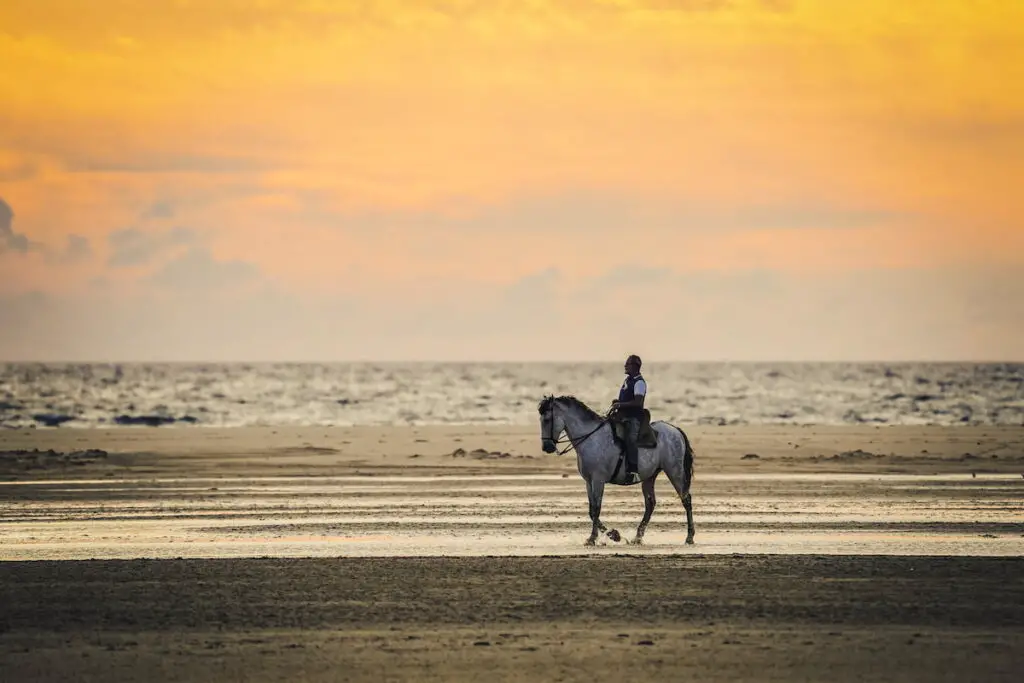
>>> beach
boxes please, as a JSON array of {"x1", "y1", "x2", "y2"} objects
[
  {"x1": 3, "y1": 0, "x2": 1022, "y2": 670},
  {"x1": 1, "y1": 424, "x2": 1023, "y2": 681},
  {"x1": 3, "y1": 423, "x2": 1024, "y2": 479}
]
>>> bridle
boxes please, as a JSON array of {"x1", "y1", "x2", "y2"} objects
[{"x1": 543, "y1": 400, "x2": 607, "y2": 455}]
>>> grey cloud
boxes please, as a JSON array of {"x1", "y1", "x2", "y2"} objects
[
  {"x1": 88, "y1": 275, "x2": 110, "y2": 290},
  {"x1": 67, "y1": 152, "x2": 282, "y2": 175},
  {"x1": 395, "y1": 269, "x2": 564, "y2": 335},
  {"x1": 469, "y1": 265, "x2": 1024, "y2": 362},
  {"x1": 0, "y1": 290, "x2": 47, "y2": 324},
  {"x1": 709, "y1": 204, "x2": 903, "y2": 231},
  {"x1": 910, "y1": 117, "x2": 1024, "y2": 148},
  {"x1": 146, "y1": 246, "x2": 261, "y2": 291},
  {"x1": 40, "y1": 234, "x2": 94, "y2": 265},
  {"x1": 475, "y1": 268, "x2": 563, "y2": 335},
  {"x1": 500, "y1": 267, "x2": 561, "y2": 304},
  {"x1": 2, "y1": 264, "x2": 1021, "y2": 362},
  {"x1": 61, "y1": 234, "x2": 92, "y2": 262},
  {"x1": 142, "y1": 201, "x2": 176, "y2": 220},
  {"x1": 590, "y1": 266, "x2": 674, "y2": 288},
  {"x1": 1, "y1": 197, "x2": 91, "y2": 262},
  {"x1": 107, "y1": 226, "x2": 196, "y2": 268},
  {"x1": 0, "y1": 291, "x2": 80, "y2": 360},
  {"x1": 641, "y1": 267, "x2": 1024, "y2": 362},
  {"x1": 0, "y1": 197, "x2": 30, "y2": 254},
  {"x1": 328, "y1": 193, "x2": 906, "y2": 238},
  {"x1": 0, "y1": 158, "x2": 38, "y2": 183}
]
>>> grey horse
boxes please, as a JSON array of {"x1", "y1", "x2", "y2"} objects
[{"x1": 538, "y1": 394, "x2": 695, "y2": 546}]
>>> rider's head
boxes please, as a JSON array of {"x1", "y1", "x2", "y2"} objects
[{"x1": 624, "y1": 354, "x2": 641, "y2": 375}]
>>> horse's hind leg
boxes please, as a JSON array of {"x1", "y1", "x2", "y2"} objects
[
  {"x1": 585, "y1": 480, "x2": 606, "y2": 546},
  {"x1": 631, "y1": 475, "x2": 657, "y2": 545},
  {"x1": 682, "y1": 491, "x2": 695, "y2": 544},
  {"x1": 665, "y1": 460, "x2": 695, "y2": 545}
]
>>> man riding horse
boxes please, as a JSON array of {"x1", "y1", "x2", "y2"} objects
[
  {"x1": 535, "y1": 354, "x2": 696, "y2": 545},
  {"x1": 610, "y1": 354, "x2": 646, "y2": 485}
]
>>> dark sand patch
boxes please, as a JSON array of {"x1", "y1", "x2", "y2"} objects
[
  {"x1": 0, "y1": 448, "x2": 109, "y2": 475},
  {"x1": 1, "y1": 556, "x2": 1021, "y2": 682}
]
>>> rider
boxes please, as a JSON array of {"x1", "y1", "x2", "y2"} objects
[{"x1": 610, "y1": 354, "x2": 646, "y2": 484}]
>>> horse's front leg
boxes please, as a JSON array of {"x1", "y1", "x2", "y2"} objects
[
  {"x1": 631, "y1": 475, "x2": 657, "y2": 545},
  {"x1": 586, "y1": 480, "x2": 605, "y2": 546}
]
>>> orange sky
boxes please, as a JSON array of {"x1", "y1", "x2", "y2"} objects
[{"x1": 1, "y1": 0, "x2": 1022, "y2": 361}]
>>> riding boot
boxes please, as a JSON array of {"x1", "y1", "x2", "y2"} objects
[
  {"x1": 623, "y1": 417, "x2": 641, "y2": 483},
  {"x1": 625, "y1": 438, "x2": 639, "y2": 477}
]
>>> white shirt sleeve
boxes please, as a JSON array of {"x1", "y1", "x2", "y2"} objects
[{"x1": 633, "y1": 379, "x2": 647, "y2": 396}]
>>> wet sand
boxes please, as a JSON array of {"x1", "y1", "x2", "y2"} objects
[
  {"x1": 1, "y1": 425, "x2": 1023, "y2": 681},
  {"x1": 2, "y1": 470, "x2": 1023, "y2": 560}
]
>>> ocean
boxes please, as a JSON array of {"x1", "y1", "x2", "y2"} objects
[{"x1": 1, "y1": 362, "x2": 1022, "y2": 429}]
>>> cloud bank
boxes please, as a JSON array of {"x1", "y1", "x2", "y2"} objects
[{"x1": 3, "y1": 263, "x2": 1021, "y2": 362}]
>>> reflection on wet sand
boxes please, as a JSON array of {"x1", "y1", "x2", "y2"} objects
[{"x1": 2, "y1": 473, "x2": 1021, "y2": 560}]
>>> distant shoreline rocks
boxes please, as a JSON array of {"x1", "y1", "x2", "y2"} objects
[
  {"x1": 31, "y1": 413, "x2": 76, "y2": 427},
  {"x1": 113, "y1": 414, "x2": 199, "y2": 427},
  {"x1": 16, "y1": 414, "x2": 203, "y2": 428}
]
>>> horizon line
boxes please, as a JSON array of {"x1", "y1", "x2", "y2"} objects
[{"x1": 1, "y1": 358, "x2": 1021, "y2": 365}]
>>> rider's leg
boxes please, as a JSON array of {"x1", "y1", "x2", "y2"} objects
[{"x1": 625, "y1": 418, "x2": 640, "y2": 478}]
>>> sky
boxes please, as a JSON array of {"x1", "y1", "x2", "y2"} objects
[{"x1": 1, "y1": 0, "x2": 1022, "y2": 362}]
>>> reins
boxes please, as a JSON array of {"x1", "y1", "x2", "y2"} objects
[{"x1": 547, "y1": 407, "x2": 609, "y2": 455}]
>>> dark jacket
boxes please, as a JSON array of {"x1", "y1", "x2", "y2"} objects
[{"x1": 617, "y1": 373, "x2": 646, "y2": 418}]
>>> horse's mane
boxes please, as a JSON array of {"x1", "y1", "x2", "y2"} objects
[{"x1": 537, "y1": 394, "x2": 605, "y2": 422}]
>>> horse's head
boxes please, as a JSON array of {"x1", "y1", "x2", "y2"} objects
[{"x1": 537, "y1": 394, "x2": 565, "y2": 454}]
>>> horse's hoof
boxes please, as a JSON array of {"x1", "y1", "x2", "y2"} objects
[
  {"x1": 630, "y1": 537, "x2": 643, "y2": 546},
  {"x1": 585, "y1": 538, "x2": 597, "y2": 547},
  {"x1": 685, "y1": 537, "x2": 695, "y2": 545},
  {"x1": 606, "y1": 529, "x2": 621, "y2": 542}
]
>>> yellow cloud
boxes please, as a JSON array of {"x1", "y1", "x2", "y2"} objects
[{"x1": 2, "y1": 0, "x2": 1022, "y2": 295}]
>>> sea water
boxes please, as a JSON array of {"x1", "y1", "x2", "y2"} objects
[{"x1": 2, "y1": 361, "x2": 1021, "y2": 428}]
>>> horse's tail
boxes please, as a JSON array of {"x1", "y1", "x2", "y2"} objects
[{"x1": 676, "y1": 425, "x2": 695, "y2": 493}]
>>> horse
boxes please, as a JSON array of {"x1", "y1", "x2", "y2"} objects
[{"x1": 537, "y1": 394, "x2": 695, "y2": 546}]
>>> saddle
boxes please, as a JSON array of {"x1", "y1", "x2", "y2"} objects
[{"x1": 610, "y1": 409, "x2": 659, "y2": 449}]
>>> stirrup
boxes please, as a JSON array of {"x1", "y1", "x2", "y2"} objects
[{"x1": 626, "y1": 472, "x2": 641, "y2": 484}]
